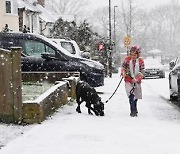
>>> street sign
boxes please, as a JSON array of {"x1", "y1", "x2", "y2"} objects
[{"x1": 124, "y1": 36, "x2": 131, "y2": 47}]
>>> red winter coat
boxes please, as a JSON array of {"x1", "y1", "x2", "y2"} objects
[{"x1": 121, "y1": 56, "x2": 145, "y2": 83}]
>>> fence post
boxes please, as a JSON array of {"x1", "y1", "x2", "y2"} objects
[
  {"x1": 0, "y1": 48, "x2": 13, "y2": 122},
  {"x1": 11, "y1": 47, "x2": 22, "y2": 123}
]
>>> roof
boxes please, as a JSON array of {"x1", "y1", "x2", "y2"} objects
[
  {"x1": 36, "y1": 4, "x2": 57, "y2": 23},
  {"x1": 17, "y1": 0, "x2": 40, "y2": 12}
]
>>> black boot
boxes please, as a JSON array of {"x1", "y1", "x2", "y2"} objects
[
  {"x1": 134, "y1": 99, "x2": 138, "y2": 114},
  {"x1": 130, "y1": 107, "x2": 137, "y2": 117},
  {"x1": 129, "y1": 94, "x2": 137, "y2": 117}
]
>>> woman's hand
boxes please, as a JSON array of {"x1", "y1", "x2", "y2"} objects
[
  {"x1": 132, "y1": 78, "x2": 137, "y2": 83},
  {"x1": 121, "y1": 73, "x2": 126, "y2": 78},
  {"x1": 135, "y1": 74, "x2": 143, "y2": 83}
]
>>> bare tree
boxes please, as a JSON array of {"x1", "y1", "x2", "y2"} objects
[
  {"x1": 46, "y1": 0, "x2": 87, "y2": 18},
  {"x1": 147, "y1": 6, "x2": 166, "y2": 50},
  {"x1": 164, "y1": 0, "x2": 180, "y2": 53},
  {"x1": 121, "y1": 0, "x2": 135, "y2": 37},
  {"x1": 92, "y1": 7, "x2": 109, "y2": 36},
  {"x1": 132, "y1": 9, "x2": 152, "y2": 52},
  {"x1": 82, "y1": 0, "x2": 180, "y2": 57},
  {"x1": 146, "y1": 0, "x2": 180, "y2": 54}
]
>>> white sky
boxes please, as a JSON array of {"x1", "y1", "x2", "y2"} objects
[{"x1": 85, "y1": 0, "x2": 172, "y2": 10}]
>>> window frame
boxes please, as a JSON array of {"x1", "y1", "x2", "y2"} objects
[
  {"x1": 5, "y1": 0, "x2": 18, "y2": 15},
  {"x1": 60, "y1": 41, "x2": 76, "y2": 54},
  {"x1": 5, "y1": 0, "x2": 11, "y2": 14}
]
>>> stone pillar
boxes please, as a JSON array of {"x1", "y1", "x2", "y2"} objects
[
  {"x1": 11, "y1": 47, "x2": 22, "y2": 123},
  {"x1": 0, "y1": 48, "x2": 13, "y2": 122},
  {"x1": 0, "y1": 47, "x2": 22, "y2": 123}
]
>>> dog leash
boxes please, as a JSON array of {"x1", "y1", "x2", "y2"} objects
[
  {"x1": 105, "y1": 76, "x2": 123, "y2": 103},
  {"x1": 130, "y1": 83, "x2": 136, "y2": 94}
]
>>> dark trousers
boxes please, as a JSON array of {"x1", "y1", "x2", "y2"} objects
[{"x1": 129, "y1": 94, "x2": 138, "y2": 114}]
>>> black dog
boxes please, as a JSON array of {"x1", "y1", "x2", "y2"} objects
[{"x1": 76, "y1": 81, "x2": 104, "y2": 116}]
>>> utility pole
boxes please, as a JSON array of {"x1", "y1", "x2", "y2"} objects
[
  {"x1": 114, "y1": 6, "x2": 118, "y2": 54},
  {"x1": 129, "y1": 0, "x2": 132, "y2": 37},
  {"x1": 109, "y1": 0, "x2": 112, "y2": 51}
]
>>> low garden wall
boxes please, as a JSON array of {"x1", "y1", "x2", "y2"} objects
[
  {"x1": 22, "y1": 72, "x2": 80, "y2": 124},
  {"x1": 0, "y1": 47, "x2": 80, "y2": 124},
  {"x1": 23, "y1": 81, "x2": 68, "y2": 124}
]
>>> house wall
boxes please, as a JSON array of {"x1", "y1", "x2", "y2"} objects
[
  {"x1": 20, "y1": 11, "x2": 40, "y2": 34},
  {"x1": 33, "y1": 13, "x2": 40, "y2": 34},
  {"x1": 40, "y1": 21, "x2": 53, "y2": 36},
  {"x1": 0, "y1": 0, "x2": 19, "y2": 32},
  {"x1": 0, "y1": 0, "x2": 3, "y2": 29}
]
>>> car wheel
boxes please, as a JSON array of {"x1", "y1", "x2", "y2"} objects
[{"x1": 161, "y1": 75, "x2": 165, "y2": 78}]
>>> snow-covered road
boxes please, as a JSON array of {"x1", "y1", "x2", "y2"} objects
[{"x1": 1, "y1": 72, "x2": 180, "y2": 154}]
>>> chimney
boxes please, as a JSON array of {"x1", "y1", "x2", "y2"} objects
[{"x1": 37, "y1": 0, "x2": 45, "y2": 7}]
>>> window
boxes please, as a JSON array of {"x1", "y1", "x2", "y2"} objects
[
  {"x1": 61, "y1": 42, "x2": 75, "y2": 54},
  {"x1": 5, "y1": 1, "x2": 11, "y2": 13},
  {"x1": 5, "y1": 0, "x2": 18, "y2": 15},
  {"x1": 20, "y1": 39, "x2": 55, "y2": 57},
  {"x1": 45, "y1": 46, "x2": 56, "y2": 54}
]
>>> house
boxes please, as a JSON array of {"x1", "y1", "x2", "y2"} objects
[
  {"x1": 0, "y1": 0, "x2": 62, "y2": 36},
  {"x1": 34, "y1": 3, "x2": 56, "y2": 36},
  {"x1": 17, "y1": 0, "x2": 40, "y2": 34},
  {"x1": 17, "y1": 0, "x2": 56, "y2": 36},
  {"x1": 0, "y1": 0, "x2": 19, "y2": 32}
]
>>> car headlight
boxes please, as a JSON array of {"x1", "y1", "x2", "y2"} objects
[{"x1": 81, "y1": 60, "x2": 104, "y2": 70}]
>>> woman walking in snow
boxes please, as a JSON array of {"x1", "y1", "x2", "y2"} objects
[{"x1": 121, "y1": 45, "x2": 145, "y2": 117}]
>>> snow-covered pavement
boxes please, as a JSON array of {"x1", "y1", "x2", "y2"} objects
[{"x1": 1, "y1": 73, "x2": 180, "y2": 154}]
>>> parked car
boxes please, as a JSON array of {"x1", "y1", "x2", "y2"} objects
[
  {"x1": 169, "y1": 56, "x2": 180, "y2": 70},
  {"x1": 169, "y1": 56, "x2": 180, "y2": 100},
  {"x1": 144, "y1": 57, "x2": 165, "y2": 78},
  {"x1": 81, "y1": 51, "x2": 91, "y2": 59},
  {"x1": 0, "y1": 32, "x2": 104, "y2": 87},
  {"x1": 51, "y1": 38, "x2": 82, "y2": 57}
]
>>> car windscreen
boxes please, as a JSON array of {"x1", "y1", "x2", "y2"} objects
[
  {"x1": 20, "y1": 39, "x2": 56, "y2": 57},
  {"x1": 145, "y1": 57, "x2": 163, "y2": 69}
]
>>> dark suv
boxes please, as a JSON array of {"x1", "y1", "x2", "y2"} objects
[{"x1": 0, "y1": 32, "x2": 104, "y2": 87}]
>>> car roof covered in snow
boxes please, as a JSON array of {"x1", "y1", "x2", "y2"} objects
[{"x1": 0, "y1": 32, "x2": 75, "y2": 57}]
